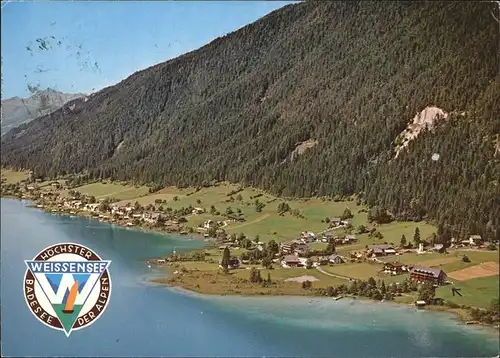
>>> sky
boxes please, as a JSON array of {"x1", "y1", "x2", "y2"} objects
[{"x1": 1, "y1": 1, "x2": 295, "y2": 99}]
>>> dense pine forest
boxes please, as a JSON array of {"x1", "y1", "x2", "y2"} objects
[{"x1": 2, "y1": 1, "x2": 499, "y2": 238}]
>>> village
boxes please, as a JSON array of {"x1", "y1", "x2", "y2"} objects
[{"x1": 201, "y1": 224, "x2": 490, "y2": 290}]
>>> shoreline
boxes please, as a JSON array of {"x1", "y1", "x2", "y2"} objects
[
  {"x1": 1, "y1": 195, "x2": 210, "y2": 242},
  {"x1": 150, "y1": 263, "x2": 500, "y2": 333},
  {"x1": 152, "y1": 277, "x2": 500, "y2": 339},
  {"x1": 3, "y1": 195, "x2": 499, "y2": 335}
]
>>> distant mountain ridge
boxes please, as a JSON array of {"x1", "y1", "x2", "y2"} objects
[
  {"x1": 1, "y1": 89, "x2": 84, "y2": 135},
  {"x1": 1, "y1": 1, "x2": 499, "y2": 237}
]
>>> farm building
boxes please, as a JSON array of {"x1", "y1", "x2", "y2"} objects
[
  {"x1": 228, "y1": 214, "x2": 245, "y2": 222},
  {"x1": 367, "y1": 244, "x2": 396, "y2": 256}
]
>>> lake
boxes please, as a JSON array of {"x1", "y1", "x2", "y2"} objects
[{"x1": 1, "y1": 198, "x2": 499, "y2": 357}]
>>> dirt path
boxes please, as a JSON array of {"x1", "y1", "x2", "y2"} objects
[
  {"x1": 316, "y1": 226, "x2": 344, "y2": 236},
  {"x1": 228, "y1": 214, "x2": 270, "y2": 230},
  {"x1": 316, "y1": 266, "x2": 353, "y2": 281}
]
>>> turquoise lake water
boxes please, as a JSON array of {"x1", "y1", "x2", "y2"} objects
[{"x1": 1, "y1": 198, "x2": 499, "y2": 357}]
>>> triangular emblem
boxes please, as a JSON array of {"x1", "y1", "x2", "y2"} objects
[
  {"x1": 26, "y1": 263, "x2": 107, "y2": 337},
  {"x1": 24, "y1": 244, "x2": 112, "y2": 338}
]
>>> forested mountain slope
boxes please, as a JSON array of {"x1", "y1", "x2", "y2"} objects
[{"x1": 2, "y1": 1, "x2": 499, "y2": 237}]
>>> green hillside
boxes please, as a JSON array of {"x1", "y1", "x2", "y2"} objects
[{"x1": 1, "y1": 1, "x2": 499, "y2": 237}]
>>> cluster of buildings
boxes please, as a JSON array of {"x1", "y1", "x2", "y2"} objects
[
  {"x1": 280, "y1": 253, "x2": 345, "y2": 268},
  {"x1": 280, "y1": 232, "x2": 358, "y2": 253},
  {"x1": 280, "y1": 240, "x2": 310, "y2": 256},
  {"x1": 277, "y1": 231, "x2": 355, "y2": 268},
  {"x1": 454, "y1": 235, "x2": 491, "y2": 249},
  {"x1": 34, "y1": 194, "x2": 180, "y2": 228}
]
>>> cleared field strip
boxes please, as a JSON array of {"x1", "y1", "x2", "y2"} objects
[{"x1": 448, "y1": 262, "x2": 499, "y2": 281}]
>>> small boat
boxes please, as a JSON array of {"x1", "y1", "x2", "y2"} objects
[{"x1": 332, "y1": 295, "x2": 344, "y2": 301}]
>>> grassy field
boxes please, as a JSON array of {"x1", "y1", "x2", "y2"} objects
[
  {"x1": 234, "y1": 266, "x2": 347, "y2": 287},
  {"x1": 374, "y1": 221, "x2": 436, "y2": 246},
  {"x1": 224, "y1": 198, "x2": 366, "y2": 242},
  {"x1": 379, "y1": 250, "x2": 498, "y2": 271},
  {"x1": 378, "y1": 249, "x2": 499, "y2": 309},
  {"x1": 321, "y1": 262, "x2": 410, "y2": 284},
  {"x1": 160, "y1": 260, "x2": 347, "y2": 296},
  {"x1": 436, "y1": 275, "x2": 499, "y2": 309},
  {"x1": 1, "y1": 169, "x2": 30, "y2": 184},
  {"x1": 331, "y1": 222, "x2": 437, "y2": 256},
  {"x1": 74, "y1": 182, "x2": 151, "y2": 201},
  {"x1": 115, "y1": 192, "x2": 183, "y2": 206},
  {"x1": 321, "y1": 262, "x2": 381, "y2": 279},
  {"x1": 179, "y1": 246, "x2": 349, "y2": 289},
  {"x1": 203, "y1": 248, "x2": 247, "y2": 262},
  {"x1": 98, "y1": 182, "x2": 387, "y2": 242},
  {"x1": 438, "y1": 251, "x2": 499, "y2": 273}
]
